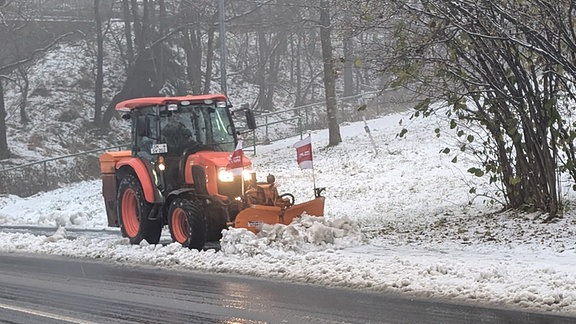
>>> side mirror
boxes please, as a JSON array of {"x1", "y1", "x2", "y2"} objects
[
  {"x1": 137, "y1": 116, "x2": 150, "y2": 137},
  {"x1": 244, "y1": 108, "x2": 256, "y2": 130},
  {"x1": 233, "y1": 104, "x2": 257, "y2": 130}
]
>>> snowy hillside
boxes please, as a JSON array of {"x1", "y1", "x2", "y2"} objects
[
  {"x1": 4, "y1": 41, "x2": 129, "y2": 165},
  {"x1": 1, "y1": 111, "x2": 576, "y2": 315}
]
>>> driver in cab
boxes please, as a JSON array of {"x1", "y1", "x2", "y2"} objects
[{"x1": 162, "y1": 114, "x2": 195, "y2": 155}]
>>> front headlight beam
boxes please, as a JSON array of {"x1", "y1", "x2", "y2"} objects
[{"x1": 217, "y1": 168, "x2": 253, "y2": 182}]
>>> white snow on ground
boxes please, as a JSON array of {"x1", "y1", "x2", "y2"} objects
[{"x1": 1, "y1": 111, "x2": 576, "y2": 315}]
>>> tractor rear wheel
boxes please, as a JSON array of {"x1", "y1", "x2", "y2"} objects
[
  {"x1": 117, "y1": 173, "x2": 162, "y2": 244},
  {"x1": 168, "y1": 198, "x2": 206, "y2": 250}
]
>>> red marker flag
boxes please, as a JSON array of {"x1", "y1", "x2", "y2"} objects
[
  {"x1": 293, "y1": 135, "x2": 313, "y2": 169},
  {"x1": 227, "y1": 140, "x2": 244, "y2": 176}
]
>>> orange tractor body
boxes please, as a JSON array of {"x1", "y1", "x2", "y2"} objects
[{"x1": 99, "y1": 94, "x2": 324, "y2": 249}]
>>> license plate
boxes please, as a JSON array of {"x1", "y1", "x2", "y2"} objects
[
  {"x1": 150, "y1": 143, "x2": 168, "y2": 154},
  {"x1": 248, "y1": 221, "x2": 263, "y2": 228}
]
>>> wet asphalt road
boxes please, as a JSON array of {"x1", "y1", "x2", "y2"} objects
[{"x1": 0, "y1": 252, "x2": 575, "y2": 323}]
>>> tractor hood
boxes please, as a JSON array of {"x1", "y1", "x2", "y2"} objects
[
  {"x1": 184, "y1": 151, "x2": 252, "y2": 190},
  {"x1": 189, "y1": 151, "x2": 252, "y2": 168}
]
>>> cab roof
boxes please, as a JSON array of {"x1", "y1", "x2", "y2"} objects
[{"x1": 115, "y1": 94, "x2": 227, "y2": 111}]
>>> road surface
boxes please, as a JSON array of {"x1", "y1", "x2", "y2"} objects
[{"x1": 0, "y1": 253, "x2": 574, "y2": 323}]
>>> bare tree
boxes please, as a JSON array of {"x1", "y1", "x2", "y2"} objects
[
  {"x1": 177, "y1": 0, "x2": 219, "y2": 95},
  {"x1": 202, "y1": 24, "x2": 216, "y2": 94},
  {"x1": 0, "y1": 79, "x2": 8, "y2": 159},
  {"x1": 122, "y1": 0, "x2": 134, "y2": 66},
  {"x1": 0, "y1": 0, "x2": 76, "y2": 159},
  {"x1": 101, "y1": 0, "x2": 185, "y2": 128},
  {"x1": 94, "y1": 0, "x2": 104, "y2": 126},
  {"x1": 15, "y1": 65, "x2": 30, "y2": 124},
  {"x1": 319, "y1": 0, "x2": 341, "y2": 146},
  {"x1": 342, "y1": 36, "x2": 354, "y2": 97}
]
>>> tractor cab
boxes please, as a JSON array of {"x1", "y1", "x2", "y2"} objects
[
  {"x1": 122, "y1": 95, "x2": 252, "y2": 159},
  {"x1": 118, "y1": 94, "x2": 256, "y2": 194}
]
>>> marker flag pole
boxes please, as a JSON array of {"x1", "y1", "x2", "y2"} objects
[{"x1": 293, "y1": 134, "x2": 316, "y2": 191}]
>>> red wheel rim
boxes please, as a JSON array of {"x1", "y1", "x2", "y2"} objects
[
  {"x1": 172, "y1": 208, "x2": 189, "y2": 243},
  {"x1": 121, "y1": 189, "x2": 140, "y2": 237}
]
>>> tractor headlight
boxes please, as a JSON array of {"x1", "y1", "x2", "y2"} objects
[
  {"x1": 218, "y1": 168, "x2": 253, "y2": 182},
  {"x1": 218, "y1": 168, "x2": 234, "y2": 182}
]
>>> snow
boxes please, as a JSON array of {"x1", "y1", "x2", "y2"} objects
[{"x1": 2, "y1": 111, "x2": 576, "y2": 315}]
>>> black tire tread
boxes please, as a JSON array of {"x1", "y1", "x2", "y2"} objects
[
  {"x1": 168, "y1": 198, "x2": 207, "y2": 250},
  {"x1": 117, "y1": 173, "x2": 162, "y2": 245}
]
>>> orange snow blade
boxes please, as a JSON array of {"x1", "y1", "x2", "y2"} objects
[
  {"x1": 235, "y1": 197, "x2": 325, "y2": 233},
  {"x1": 282, "y1": 197, "x2": 325, "y2": 224}
]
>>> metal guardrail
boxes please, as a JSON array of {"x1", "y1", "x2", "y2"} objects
[
  {"x1": 0, "y1": 144, "x2": 128, "y2": 174},
  {"x1": 248, "y1": 116, "x2": 303, "y2": 155},
  {"x1": 0, "y1": 144, "x2": 128, "y2": 197},
  {"x1": 247, "y1": 91, "x2": 381, "y2": 154}
]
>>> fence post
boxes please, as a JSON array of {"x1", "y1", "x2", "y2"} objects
[
  {"x1": 265, "y1": 115, "x2": 269, "y2": 141},
  {"x1": 43, "y1": 161, "x2": 48, "y2": 189},
  {"x1": 253, "y1": 130, "x2": 257, "y2": 155}
]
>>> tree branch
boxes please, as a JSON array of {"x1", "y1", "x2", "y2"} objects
[{"x1": 0, "y1": 31, "x2": 78, "y2": 74}]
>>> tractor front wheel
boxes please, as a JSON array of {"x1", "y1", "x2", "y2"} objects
[
  {"x1": 117, "y1": 173, "x2": 162, "y2": 244},
  {"x1": 168, "y1": 198, "x2": 206, "y2": 250}
]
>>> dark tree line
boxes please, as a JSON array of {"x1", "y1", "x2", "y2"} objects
[
  {"x1": 1, "y1": 0, "x2": 387, "y2": 157},
  {"x1": 89, "y1": 0, "x2": 355, "y2": 149}
]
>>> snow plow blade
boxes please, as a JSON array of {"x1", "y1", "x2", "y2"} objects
[{"x1": 234, "y1": 197, "x2": 325, "y2": 233}]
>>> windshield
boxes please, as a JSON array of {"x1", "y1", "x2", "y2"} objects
[{"x1": 160, "y1": 104, "x2": 235, "y2": 155}]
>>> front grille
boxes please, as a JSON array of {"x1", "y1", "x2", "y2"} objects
[{"x1": 218, "y1": 178, "x2": 243, "y2": 199}]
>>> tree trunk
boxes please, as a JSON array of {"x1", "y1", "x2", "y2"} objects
[
  {"x1": 182, "y1": 28, "x2": 202, "y2": 94},
  {"x1": 101, "y1": 50, "x2": 162, "y2": 128},
  {"x1": 343, "y1": 36, "x2": 354, "y2": 97},
  {"x1": 131, "y1": 0, "x2": 143, "y2": 52},
  {"x1": 255, "y1": 30, "x2": 268, "y2": 111},
  {"x1": 293, "y1": 33, "x2": 304, "y2": 107},
  {"x1": 203, "y1": 25, "x2": 215, "y2": 95},
  {"x1": 122, "y1": 0, "x2": 134, "y2": 67},
  {"x1": 17, "y1": 66, "x2": 30, "y2": 125},
  {"x1": 0, "y1": 80, "x2": 9, "y2": 160},
  {"x1": 260, "y1": 33, "x2": 284, "y2": 111},
  {"x1": 94, "y1": 0, "x2": 104, "y2": 126},
  {"x1": 157, "y1": 0, "x2": 166, "y2": 87},
  {"x1": 320, "y1": 0, "x2": 341, "y2": 146}
]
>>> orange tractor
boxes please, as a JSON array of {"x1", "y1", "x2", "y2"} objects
[{"x1": 99, "y1": 94, "x2": 325, "y2": 249}]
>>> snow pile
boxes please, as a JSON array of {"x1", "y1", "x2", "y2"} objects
[
  {"x1": 44, "y1": 226, "x2": 67, "y2": 242},
  {"x1": 0, "y1": 181, "x2": 106, "y2": 228},
  {"x1": 221, "y1": 215, "x2": 366, "y2": 255}
]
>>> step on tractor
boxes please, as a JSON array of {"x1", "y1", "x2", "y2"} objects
[{"x1": 99, "y1": 94, "x2": 325, "y2": 250}]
